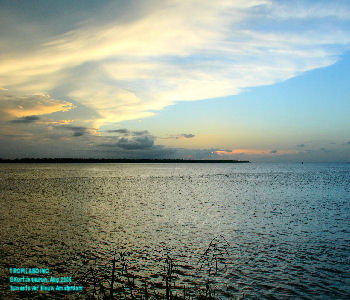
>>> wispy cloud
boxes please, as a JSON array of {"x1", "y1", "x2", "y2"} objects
[
  {"x1": 0, "y1": 0, "x2": 349, "y2": 127},
  {"x1": 105, "y1": 128, "x2": 130, "y2": 134},
  {"x1": 159, "y1": 133, "x2": 196, "y2": 140},
  {"x1": 10, "y1": 115, "x2": 40, "y2": 124},
  {"x1": 216, "y1": 149, "x2": 299, "y2": 156},
  {"x1": 104, "y1": 128, "x2": 150, "y2": 136}
]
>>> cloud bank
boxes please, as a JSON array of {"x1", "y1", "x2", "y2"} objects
[{"x1": 0, "y1": 0, "x2": 349, "y2": 127}]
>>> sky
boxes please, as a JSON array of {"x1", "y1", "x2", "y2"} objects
[{"x1": 0, "y1": 0, "x2": 349, "y2": 162}]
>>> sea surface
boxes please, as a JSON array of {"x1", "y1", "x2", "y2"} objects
[{"x1": 0, "y1": 163, "x2": 349, "y2": 299}]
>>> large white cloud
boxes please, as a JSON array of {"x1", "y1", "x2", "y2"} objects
[{"x1": 0, "y1": 0, "x2": 349, "y2": 126}]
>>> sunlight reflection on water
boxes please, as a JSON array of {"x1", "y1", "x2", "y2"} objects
[{"x1": 1, "y1": 163, "x2": 349, "y2": 298}]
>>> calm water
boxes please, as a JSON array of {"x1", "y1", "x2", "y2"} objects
[{"x1": 0, "y1": 163, "x2": 349, "y2": 299}]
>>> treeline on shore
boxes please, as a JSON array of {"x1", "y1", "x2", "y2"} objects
[{"x1": 0, "y1": 158, "x2": 249, "y2": 163}]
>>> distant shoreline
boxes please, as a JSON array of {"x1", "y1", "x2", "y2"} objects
[{"x1": 0, "y1": 158, "x2": 249, "y2": 164}]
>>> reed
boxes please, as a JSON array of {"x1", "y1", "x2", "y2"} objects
[{"x1": 74, "y1": 236, "x2": 240, "y2": 299}]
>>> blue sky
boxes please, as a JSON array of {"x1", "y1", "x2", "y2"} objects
[{"x1": 0, "y1": 0, "x2": 349, "y2": 161}]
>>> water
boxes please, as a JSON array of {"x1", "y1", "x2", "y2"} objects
[{"x1": 0, "y1": 163, "x2": 349, "y2": 299}]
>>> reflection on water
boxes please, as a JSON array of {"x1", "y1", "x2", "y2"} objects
[{"x1": 0, "y1": 163, "x2": 349, "y2": 298}]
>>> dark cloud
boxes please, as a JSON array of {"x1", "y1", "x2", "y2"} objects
[
  {"x1": 159, "y1": 133, "x2": 196, "y2": 139},
  {"x1": 182, "y1": 133, "x2": 195, "y2": 138},
  {"x1": 117, "y1": 136, "x2": 154, "y2": 150},
  {"x1": 270, "y1": 149, "x2": 278, "y2": 154},
  {"x1": 132, "y1": 130, "x2": 149, "y2": 136},
  {"x1": 320, "y1": 147, "x2": 331, "y2": 153},
  {"x1": 106, "y1": 128, "x2": 129, "y2": 134},
  {"x1": 104, "y1": 129, "x2": 149, "y2": 137},
  {"x1": 105, "y1": 130, "x2": 193, "y2": 140},
  {"x1": 73, "y1": 132, "x2": 84, "y2": 137},
  {"x1": 100, "y1": 135, "x2": 155, "y2": 150},
  {"x1": 64, "y1": 126, "x2": 88, "y2": 137},
  {"x1": 10, "y1": 115, "x2": 40, "y2": 124},
  {"x1": 343, "y1": 141, "x2": 350, "y2": 146},
  {"x1": 296, "y1": 144, "x2": 305, "y2": 147}
]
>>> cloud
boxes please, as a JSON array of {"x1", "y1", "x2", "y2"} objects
[
  {"x1": 94, "y1": 128, "x2": 156, "y2": 150},
  {"x1": 182, "y1": 134, "x2": 195, "y2": 139},
  {"x1": 0, "y1": 1, "x2": 349, "y2": 126},
  {"x1": 41, "y1": 119, "x2": 73, "y2": 125},
  {"x1": 343, "y1": 141, "x2": 350, "y2": 145},
  {"x1": 216, "y1": 149, "x2": 299, "y2": 156},
  {"x1": 100, "y1": 135, "x2": 155, "y2": 150},
  {"x1": 268, "y1": 1, "x2": 350, "y2": 20},
  {"x1": 296, "y1": 144, "x2": 305, "y2": 147},
  {"x1": 0, "y1": 121, "x2": 348, "y2": 161},
  {"x1": 0, "y1": 92, "x2": 74, "y2": 119},
  {"x1": 106, "y1": 128, "x2": 129, "y2": 134},
  {"x1": 160, "y1": 133, "x2": 196, "y2": 139},
  {"x1": 63, "y1": 126, "x2": 89, "y2": 137},
  {"x1": 10, "y1": 115, "x2": 40, "y2": 124},
  {"x1": 105, "y1": 129, "x2": 149, "y2": 136},
  {"x1": 132, "y1": 130, "x2": 149, "y2": 136}
]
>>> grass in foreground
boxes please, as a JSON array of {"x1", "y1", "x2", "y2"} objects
[{"x1": 74, "y1": 236, "x2": 243, "y2": 299}]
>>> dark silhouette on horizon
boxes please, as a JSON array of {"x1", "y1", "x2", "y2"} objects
[{"x1": 0, "y1": 158, "x2": 249, "y2": 164}]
